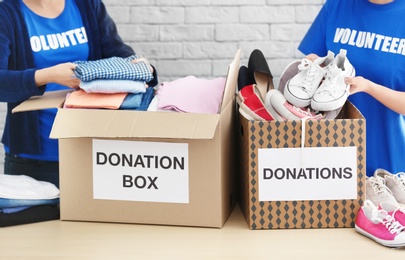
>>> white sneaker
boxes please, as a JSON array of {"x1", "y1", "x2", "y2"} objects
[
  {"x1": 263, "y1": 89, "x2": 285, "y2": 121},
  {"x1": 266, "y1": 89, "x2": 323, "y2": 120},
  {"x1": 366, "y1": 176, "x2": 399, "y2": 207},
  {"x1": 375, "y1": 169, "x2": 405, "y2": 206},
  {"x1": 278, "y1": 60, "x2": 300, "y2": 94},
  {"x1": 311, "y1": 49, "x2": 355, "y2": 111},
  {"x1": 284, "y1": 51, "x2": 334, "y2": 108}
]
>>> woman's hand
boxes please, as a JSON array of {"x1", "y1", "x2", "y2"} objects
[
  {"x1": 132, "y1": 57, "x2": 154, "y2": 73},
  {"x1": 305, "y1": 53, "x2": 319, "y2": 61},
  {"x1": 345, "y1": 76, "x2": 371, "y2": 95},
  {"x1": 35, "y1": 62, "x2": 80, "y2": 88}
]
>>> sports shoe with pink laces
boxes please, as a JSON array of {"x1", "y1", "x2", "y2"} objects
[
  {"x1": 379, "y1": 202, "x2": 405, "y2": 226},
  {"x1": 266, "y1": 89, "x2": 324, "y2": 120},
  {"x1": 355, "y1": 200, "x2": 405, "y2": 248}
]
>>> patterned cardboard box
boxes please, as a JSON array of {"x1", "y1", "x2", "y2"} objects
[{"x1": 238, "y1": 101, "x2": 366, "y2": 229}]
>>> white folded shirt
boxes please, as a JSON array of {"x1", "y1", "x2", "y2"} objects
[{"x1": 0, "y1": 174, "x2": 60, "y2": 200}]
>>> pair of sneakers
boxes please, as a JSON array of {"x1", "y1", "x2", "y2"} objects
[
  {"x1": 370, "y1": 169, "x2": 405, "y2": 206},
  {"x1": 284, "y1": 49, "x2": 355, "y2": 112},
  {"x1": 355, "y1": 199, "x2": 405, "y2": 248}
]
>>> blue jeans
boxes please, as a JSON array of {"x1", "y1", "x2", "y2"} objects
[
  {"x1": 4, "y1": 153, "x2": 59, "y2": 188},
  {"x1": 0, "y1": 198, "x2": 59, "y2": 208}
]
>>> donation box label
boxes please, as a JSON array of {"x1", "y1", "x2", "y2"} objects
[
  {"x1": 92, "y1": 139, "x2": 189, "y2": 203},
  {"x1": 258, "y1": 147, "x2": 357, "y2": 202}
]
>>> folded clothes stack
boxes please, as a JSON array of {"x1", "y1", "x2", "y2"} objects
[
  {"x1": 0, "y1": 174, "x2": 60, "y2": 227},
  {"x1": 66, "y1": 55, "x2": 155, "y2": 110}
]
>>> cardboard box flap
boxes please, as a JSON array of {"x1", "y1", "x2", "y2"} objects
[
  {"x1": 340, "y1": 100, "x2": 364, "y2": 120},
  {"x1": 12, "y1": 89, "x2": 72, "y2": 113},
  {"x1": 220, "y1": 49, "x2": 240, "y2": 112},
  {"x1": 50, "y1": 109, "x2": 220, "y2": 139}
]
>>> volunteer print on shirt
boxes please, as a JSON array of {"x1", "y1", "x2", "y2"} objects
[{"x1": 29, "y1": 26, "x2": 88, "y2": 53}]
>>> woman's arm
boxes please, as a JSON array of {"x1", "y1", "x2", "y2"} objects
[
  {"x1": 34, "y1": 63, "x2": 80, "y2": 88},
  {"x1": 346, "y1": 76, "x2": 405, "y2": 115}
]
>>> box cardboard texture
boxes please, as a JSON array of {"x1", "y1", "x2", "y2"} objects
[
  {"x1": 238, "y1": 102, "x2": 366, "y2": 230},
  {"x1": 13, "y1": 49, "x2": 241, "y2": 228}
]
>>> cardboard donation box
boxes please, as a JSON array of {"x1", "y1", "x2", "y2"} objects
[
  {"x1": 238, "y1": 102, "x2": 366, "y2": 229},
  {"x1": 13, "y1": 50, "x2": 241, "y2": 228}
]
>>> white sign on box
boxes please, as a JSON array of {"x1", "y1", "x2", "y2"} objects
[
  {"x1": 258, "y1": 147, "x2": 357, "y2": 202},
  {"x1": 92, "y1": 139, "x2": 189, "y2": 203}
]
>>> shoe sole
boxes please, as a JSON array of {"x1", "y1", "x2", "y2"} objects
[
  {"x1": 239, "y1": 106, "x2": 263, "y2": 121},
  {"x1": 355, "y1": 224, "x2": 405, "y2": 248}
]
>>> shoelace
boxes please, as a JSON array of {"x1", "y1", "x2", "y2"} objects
[
  {"x1": 394, "y1": 207, "x2": 405, "y2": 217},
  {"x1": 369, "y1": 177, "x2": 394, "y2": 195},
  {"x1": 371, "y1": 210, "x2": 405, "y2": 235},
  {"x1": 297, "y1": 59, "x2": 321, "y2": 94},
  {"x1": 395, "y1": 172, "x2": 405, "y2": 191},
  {"x1": 315, "y1": 65, "x2": 347, "y2": 97}
]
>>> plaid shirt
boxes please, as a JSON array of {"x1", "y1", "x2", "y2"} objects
[{"x1": 74, "y1": 55, "x2": 154, "y2": 82}]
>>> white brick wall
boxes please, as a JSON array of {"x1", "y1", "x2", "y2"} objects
[{"x1": 0, "y1": 0, "x2": 325, "y2": 173}]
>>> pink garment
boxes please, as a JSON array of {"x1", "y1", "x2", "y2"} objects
[
  {"x1": 157, "y1": 76, "x2": 226, "y2": 114},
  {"x1": 64, "y1": 89, "x2": 127, "y2": 109}
]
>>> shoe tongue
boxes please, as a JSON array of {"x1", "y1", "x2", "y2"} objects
[
  {"x1": 328, "y1": 63, "x2": 342, "y2": 77},
  {"x1": 372, "y1": 210, "x2": 391, "y2": 224},
  {"x1": 397, "y1": 172, "x2": 405, "y2": 185}
]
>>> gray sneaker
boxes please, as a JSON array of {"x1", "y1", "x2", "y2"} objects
[
  {"x1": 366, "y1": 175, "x2": 399, "y2": 207},
  {"x1": 374, "y1": 168, "x2": 405, "y2": 206}
]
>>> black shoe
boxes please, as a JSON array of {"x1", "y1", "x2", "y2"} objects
[
  {"x1": 247, "y1": 49, "x2": 274, "y2": 97},
  {"x1": 237, "y1": 65, "x2": 254, "y2": 91}
]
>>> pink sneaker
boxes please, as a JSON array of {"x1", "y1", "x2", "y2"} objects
[
  {"x1": 355, "y1": 200, "x2": 405, "y2": 248},
  {"x1": 380, "y1": 202, "x2": 405, "y2": 226},
  {"x1": 263, "y1": 89, "x2": 286, "y2": 121},
  {"x1": 266, "y1": 89, "x2": 324, "y2": 120}
]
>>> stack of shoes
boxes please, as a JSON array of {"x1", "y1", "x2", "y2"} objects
[
  {"x1": 355, "y1": 199, "x2": 405, "y2": 248},
  {"x1": 237, "y1": 49, "x2": 325, "y2": 122},
  {"x1": 237, "y1": 49, "x2": 280, "y2": 121},
  {"x1": 237, "y1": 48, "x2": 355, "y2": 121},
  {"x1": 356, "y1": 169, "x2": 405, "y2": 247}
]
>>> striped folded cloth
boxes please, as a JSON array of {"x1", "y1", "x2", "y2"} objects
[{"x1": 79, "y1": 79, "x2": 146, "y2": 94}]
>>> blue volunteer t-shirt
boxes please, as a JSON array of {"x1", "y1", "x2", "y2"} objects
[
  {"x1": 17, "y1": 0, "x2": 89, "y2": 161},
  {"x1": 298, "y1": 0, "x2": 405, "y2": 176}
]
